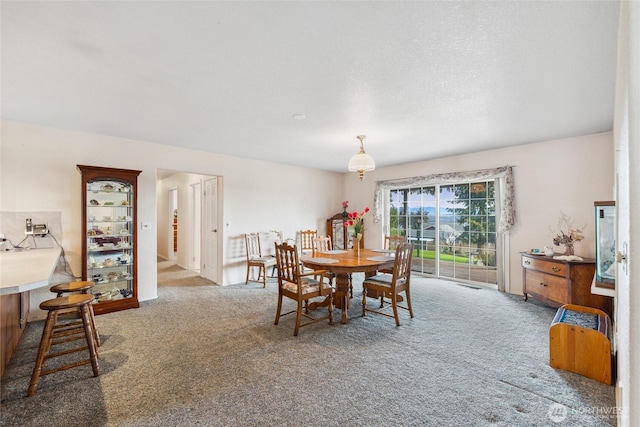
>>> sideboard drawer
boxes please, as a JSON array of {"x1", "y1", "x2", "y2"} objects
[
  {"x1": 522, "y1": 256, "x2": 566, "y2": 277},
  {"x1": 523, "y1": 269, "x2": 568, "y2": 305}
]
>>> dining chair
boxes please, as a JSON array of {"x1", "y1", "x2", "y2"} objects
[
  {"x1": 245, "y1": 233, "x2": 276, "y2": 288},
  {"x1": 274, "y1": 241, "x2": 333, "y2": 336},
  {"x1": 362, "y1": 242, "x2": 414, "y2": 326},
  {"x1": 373, "y1": 234, "x2": 409, "y2": 306},
  {"x1": 298, "y1": 229, "x2": 317, "y2": 253},
  {"x1": 313, "y1": 235, "x2": 332, "y2": 252},
  {"x1": 268, "y1": 230, "x2": 284, "y2": 275},
  {"x1": 312, "y1": 236, "x2": 336, "y2": 286},
  {"x1": 380, "y1": 234, "x2": 408, "y2": 275},
  {"x1": 385, "y1": 234, "x2": 407, "y2": 251},
  {"x1": 297, "y1": 229, "x2": 317, "y2": 272}
]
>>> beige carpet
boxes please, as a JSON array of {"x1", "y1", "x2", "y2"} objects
[{"x1": 0, "y1": 263, "x2": 616, "y2": 426}]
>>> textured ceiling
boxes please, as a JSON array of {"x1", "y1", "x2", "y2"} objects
[{"x1": 1, "y1": 1, "x2": 620, "y2": 173}]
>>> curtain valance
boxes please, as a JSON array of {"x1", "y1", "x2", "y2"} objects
[{"x1": 373, "y1": 166, "x2": 515, "y2": 233}]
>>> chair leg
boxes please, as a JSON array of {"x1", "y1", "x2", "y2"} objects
[
  {"x1": 392, "y1": 295, "x2": 401, "y2": 327},
  {"x1": 294, "y1": 299, "x2": 303, "y2": 336},
  {"x1": 405, "y1": 288, "x2": 414, "y2": 318},
  {"x1": 362, "y1": 287, "x2": 367, "y2": 317},
  {"x1": 328, "y1": 293, "x2": 334, "y2": 325},
  {"x1": 28, "y1": 311, "x2": 58, "y2": 397},
  {"x1": 274, "y1": 294, "x2": 283, "y2": 325},
  {"x1": 245, "y1": 265, "x2": 251, "y2": 284},
  {"x1": 259, "y1": 265, "x2": 266, "y2": 288}
]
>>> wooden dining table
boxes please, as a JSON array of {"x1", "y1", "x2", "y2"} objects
[{"x1": 301, "y1": 248, "x2": 396, "y2": 324}]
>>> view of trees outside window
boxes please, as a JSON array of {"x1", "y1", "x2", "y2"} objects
[{"x1": 388, "y1": 180, "x2": 497, "y2": 286}]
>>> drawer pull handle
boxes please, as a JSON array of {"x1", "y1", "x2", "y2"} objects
[
  {"x1": 539, "y1": 282, "x2": 547, "y2": 287},
  {"x1": 552, "y1": 266, "x2": 560, "y2": 272},
  {"x1": 524, "y1": 260, "x2": 531, "y2": 265}
]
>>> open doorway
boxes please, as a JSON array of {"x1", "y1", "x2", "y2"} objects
[{"x1": 157, "y1": 170, "x2": 220, "y2": 283}]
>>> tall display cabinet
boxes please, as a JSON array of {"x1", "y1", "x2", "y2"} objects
[{"x1": 77, "y1": 165, "x2": 141, "y2": 315}]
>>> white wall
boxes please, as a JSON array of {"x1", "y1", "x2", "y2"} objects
[
  {"x1": 0, "y1": 120, "x2": 345, "y2": 318},
  {"x1": 343, "y1": 132, "x2": 614, "y2": 295}
]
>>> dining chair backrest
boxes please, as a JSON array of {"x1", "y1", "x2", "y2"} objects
[
  {"x1": 298, "y1": 230, "x2": 317, "y2": 252},
  {"x1": 391, "y1": 242, "x2": 413, "y2": 288},
  {"x1": 245, "y1": 232, "x2": 263, "y2": 259},
  {"x1": 313, "y1": 236, "x2": 332, "y2": 253},
  {"x1": 385, "y1": 235, "x2": 407, "y2": 251},
  {"x1": 274, "y1": 241, "x2": 301, "y2": 284}
]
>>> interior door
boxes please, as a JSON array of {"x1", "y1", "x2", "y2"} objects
[
  {"x1": 169, "y1": 188, "x2": 178, "y2": 261},
  {"x1": 191, "y1": 182, "x2": 201, "y2": 272},
  {"x1": 201, "y1": 177, "x2": 218, "y2": 283}
]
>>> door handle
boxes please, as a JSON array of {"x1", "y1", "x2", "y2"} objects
[{"x1": 616, "y1": 242, "x2": 628, "y2": 274}]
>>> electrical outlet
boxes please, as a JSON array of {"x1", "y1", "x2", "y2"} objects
[{"x1": 141, "y1": 222, "x2": 152, "y2": 230}]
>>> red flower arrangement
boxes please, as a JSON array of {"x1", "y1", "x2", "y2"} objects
[{"x1": 346, "y1": 207, "x2": 370, "y2": 236}]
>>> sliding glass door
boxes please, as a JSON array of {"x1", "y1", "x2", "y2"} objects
[{"x1": 388, "y1": 180, "x2": 498, "y2": 286}]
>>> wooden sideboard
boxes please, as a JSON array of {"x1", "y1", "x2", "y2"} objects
[{"x1": 521, "y1": 252, "x2": 613, "y2": 318}]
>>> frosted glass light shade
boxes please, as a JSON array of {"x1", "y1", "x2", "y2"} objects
[
  {"x1": 348, "y1": 153, "x2": 376, "y2": 172},
  {"x1": 348, "y1": 134, "x2": 375, "y2": 180}
]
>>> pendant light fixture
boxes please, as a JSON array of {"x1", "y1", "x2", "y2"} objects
[{"x1": 348, "y1": 135, "x2": 375, "y2": 180}]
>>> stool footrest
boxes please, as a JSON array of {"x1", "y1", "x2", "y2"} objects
[
  {"x1": 41, "y1": 359, "x2": 93, "y2": 376},
  {"x1": 51, "y1": 325, "x2": 84, "y2": 338},
  {"x1": 45, "y1": 345, "x2": 89, "y2": 360}
]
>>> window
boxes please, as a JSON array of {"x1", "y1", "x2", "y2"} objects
[
  {"x1": 373, "y1": 166, "x2": 515, "y2": 290},
  {"x1": 388, "y1": 181, "x2": 497, "y2": 286}
]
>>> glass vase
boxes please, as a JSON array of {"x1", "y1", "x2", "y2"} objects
[{"x1": 564, "y1": 242, "x2": 575, "y2": 256}]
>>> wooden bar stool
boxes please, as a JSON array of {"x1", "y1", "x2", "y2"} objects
[
  {"x1": 49, "y1": 281, "x2": 100, "y2": 347},
  {"x1": 27, "y1": 294, "x2": 100, "y2": 397}
]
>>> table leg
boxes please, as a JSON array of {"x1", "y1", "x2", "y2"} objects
[{"x1": 334, "y1": 273, "x2": 350, "y2": 324}]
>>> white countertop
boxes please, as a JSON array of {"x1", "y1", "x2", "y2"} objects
[
  {"x1": 0, "y1": 247, "x2": 61, "y2": 295},
  {"x1": 591, "y1": 276, "x2": 616, "y2": 298}
]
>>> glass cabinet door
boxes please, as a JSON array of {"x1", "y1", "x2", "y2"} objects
[
  {"x1": 595, "y1": 201, "x2": 615, "y2": 287},
  {"x1": 78, "y1": 165, "x2": 141, "y2": 314},
  {"x1": 327, "y1": 213, "x2": 363, "y2": 250}
]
